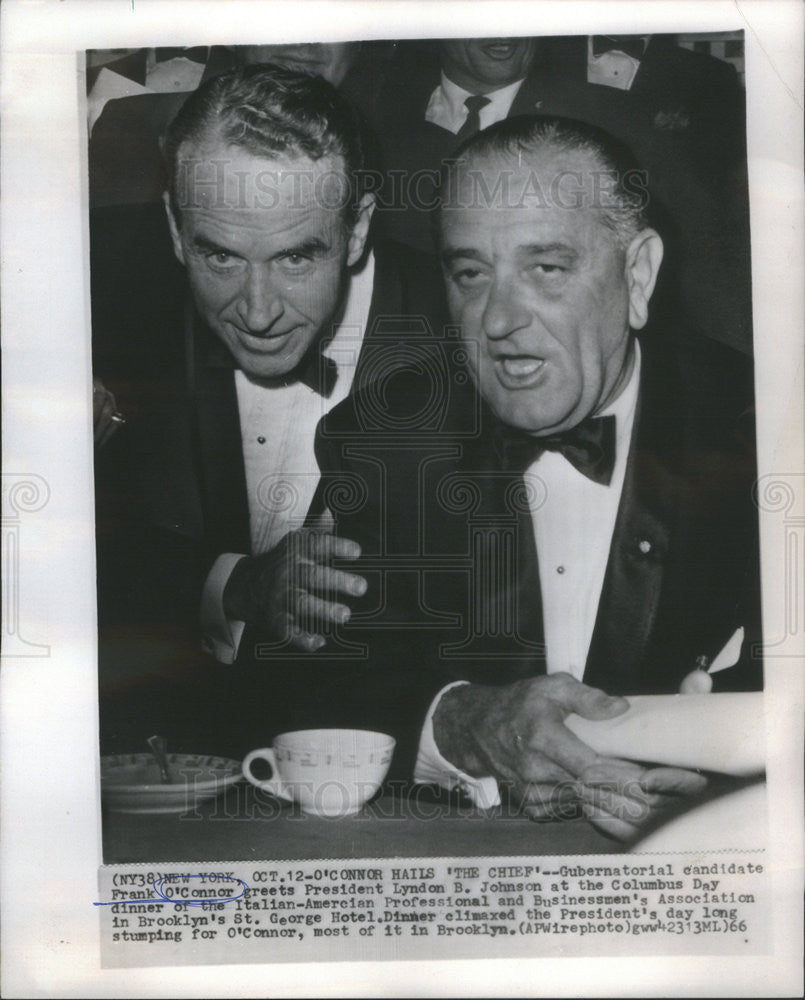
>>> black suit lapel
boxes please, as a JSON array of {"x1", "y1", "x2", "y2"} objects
[
  {"x1": 509, "y1": 70, "x2": 549, "y2": 117},
  {"x1": 185, "y1": 306, "x2": 251, "y2": 556},
  {"x1": 584, "y1": 337, "x2": 682, "y2": 694},
  {"x1": 353, "y1": 242, "x2": 450, "y2": 393},
  {"x1": 352, "y1": 246, "x2": 402, "y2": 394},
  {"x1": 447, "y1": 406, "x2": 546, "y2": 673}
]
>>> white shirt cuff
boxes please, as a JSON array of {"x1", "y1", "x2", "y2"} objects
[
  {"x1": 413, "y1": 681, "x2": 501, "y2": 809},
  {"x1": 200, "y1": 553, "x2": 247, "y2": 664}
]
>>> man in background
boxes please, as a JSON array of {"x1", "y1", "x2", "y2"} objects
[
  {"x1": 369, "y1": 34, "x2": 750, "y2": 353},
  {"x1": 368, "y1": 38, "x2": 547, "y2": 251}
]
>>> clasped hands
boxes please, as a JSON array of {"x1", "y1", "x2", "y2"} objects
[{"x1": 432, "y1": 673, "x2": 710, "y2": 842}]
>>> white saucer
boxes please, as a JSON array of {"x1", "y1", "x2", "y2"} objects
[{"x1": 101, "y1": 753, "x2": 242, "y2": 813}]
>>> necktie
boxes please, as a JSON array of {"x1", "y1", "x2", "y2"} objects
[
  {"x1": 154, "y1": 46, "x2": 209, "y2": 64},
  {"x1": 456, "y1": 95, "x2": 491, "y2": 142},
  {"x1": 496, "y1": 414, "x2": 616, "y2": 486},
  {"x1": 591, "y1": 36, "x2": 647, "y2": 61}
]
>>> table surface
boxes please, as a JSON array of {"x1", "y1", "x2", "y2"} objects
[{"x1": 102, "y1": 783, "x2": 624, "y2": 863}]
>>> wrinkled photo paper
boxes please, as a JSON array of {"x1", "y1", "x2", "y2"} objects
[{"x1": 1, "y1": 1, "x2": 802, "y2": 997}]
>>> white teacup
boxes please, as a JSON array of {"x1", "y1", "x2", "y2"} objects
[{"x1": 242, "y1": 729, "x2": 396, "y2": 817}]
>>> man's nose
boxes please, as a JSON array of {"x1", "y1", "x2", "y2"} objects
[
  {"x1": 236, "y1": 266, "x2": 285, "y2": 333},
  {"x1": 482, "y1": 276, "x2": 531, "y2": 341}
]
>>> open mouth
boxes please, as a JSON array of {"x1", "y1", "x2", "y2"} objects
[
  {"x1": 495, "y1": 355, "x2": 547, "y2": 388},
  {"x1": 481, "y1": 41, "x2": 520, "y2": 61}
]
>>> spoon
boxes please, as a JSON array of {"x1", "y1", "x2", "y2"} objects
[{"x1": 147, "y1": 734, "x2": 172, "y2": 784}]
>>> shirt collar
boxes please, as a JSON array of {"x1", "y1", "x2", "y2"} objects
[
  {"x1": 438, "y1": 71, "x2": 526, "y2": 122},
  {"x1": 323, "y1": 249, "x2": 375, "y2": 360}
]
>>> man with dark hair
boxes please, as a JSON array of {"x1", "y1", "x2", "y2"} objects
[
  {"x1": 286, "y1": 115, "x2": 760, "y2": 839},
  {"x1": 96, "y1": 65, "x2": 448, "y2": 749},
  {"x1": 162, "y1": 63, "x2": 369, "y2": 226}
]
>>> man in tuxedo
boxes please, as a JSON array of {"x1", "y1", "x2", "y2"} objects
[
  {"x1": 96, "y1": 64, "x2": 449, "y2": 749},
  {"x1": 88, "y1": 43, "x2": 390, "y2": 371},
  {"x1": 284, "y1": 115, "x2": 760, "y2": 838}
]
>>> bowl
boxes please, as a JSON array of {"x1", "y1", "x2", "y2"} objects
[{"x1": 101, "y1": 752, "x2": 243, "y2": 813}]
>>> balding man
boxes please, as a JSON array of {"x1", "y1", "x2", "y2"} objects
[{"x1": 286, "y1": 115, "x2": 761, "y2": 839}]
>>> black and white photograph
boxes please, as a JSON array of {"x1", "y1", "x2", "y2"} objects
[
  {"x1": 1, "y1": 0, "x2": 802, "y2": 996},
  {"x1": 92, "y1": 30, "x2": 762, "y2": 854}
]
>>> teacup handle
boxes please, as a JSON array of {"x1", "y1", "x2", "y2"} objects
[{"x1": 241, "y1": 748, "x2": 293, "y2": 802}]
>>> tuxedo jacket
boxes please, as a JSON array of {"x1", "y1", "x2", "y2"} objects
[
  {"x1": 250, "y1": 327, "x2": 762, "y2": 779},
  {"x1": 95, "y1": 240, "x2": 450, "y2": 637}
]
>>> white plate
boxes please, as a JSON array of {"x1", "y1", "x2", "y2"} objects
[{"x1": 101, "y1": 753, "x2": 243, "y2": 813}]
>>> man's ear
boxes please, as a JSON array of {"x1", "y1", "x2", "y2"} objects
[
  {"x1": 625, "y1": 228, "x2": 663, "y2": 330},
  {"x1": 163, "y1": 190, "x2": 186, "y2": 267},
  {"x1": 346, "y1": 192, "x2": 376, "y2": 267}
]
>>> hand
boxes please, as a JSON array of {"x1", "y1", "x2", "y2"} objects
[
  {"x1": 578, "y1": 667, "x2": 712, "y2": 838},
  {"x1": 222, "y1": 509, "x2": 367, "y2": 651},
  {"x1": 432, "y1": 673, "x2": 707, "y2": 841},
  {"x1": 574, "y1": 759, "x2": 708, "y2": 841},
  {"x1": 93, "y1": 378, "x2": 124, "y2": 447},
  {"x1": 433, "y1": 673, "x2": 627, "y2": 811}
]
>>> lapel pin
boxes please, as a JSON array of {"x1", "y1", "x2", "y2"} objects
[{"x1": 638, "y1": 539, "x2": 652, "y2": 554}]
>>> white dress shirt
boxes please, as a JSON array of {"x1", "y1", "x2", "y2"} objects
[
  {"x1": 425, "y1": 72, "x2": 526, "y2": 134},
  {"x1": 586, "y1": 36, "x2": 648, "y2": 91},
  {"x1": 87, "y1": 49, "x2": 208, "y2": 134},
  {"x1": 144, "y1": 49, "x2": 207, "y2": 94},
  {"x1": 200, "y1": 253, "x2": 375, "y2": 663},
  {"x1": 415, "y1": 344, "x2": 642, "y2": 805}
]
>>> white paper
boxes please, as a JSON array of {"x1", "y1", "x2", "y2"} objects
[
  {"x1": 1, "y1": 1, "x2": 802, "y2": 997},
  {"x1": 565, "y1": 693, "x2": 765, "y2": 777}
]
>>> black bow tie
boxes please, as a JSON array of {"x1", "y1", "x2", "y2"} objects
[
  {"x1": 591, "y1": 35, "x2": 647, "y2": 61},
  {"x1": 230, "y1": 351, "x2": 338, "y2": 397},
  {"x1": 200, "y1": 319, "x2": 338, "y2": 397},
  {"x1": 154, "y1": 46, "x2": 209, "y2": 64},
  {"x1": 294, "y1": 351, "x2": 338, "y2": 398},
  {"x1": 495, "y1": 414, "x2": 616, "y2": 486}
]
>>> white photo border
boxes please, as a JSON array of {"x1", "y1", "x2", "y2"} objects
[{"x1": 1, "y1": 0, "x2": 802, "y2": 996}]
